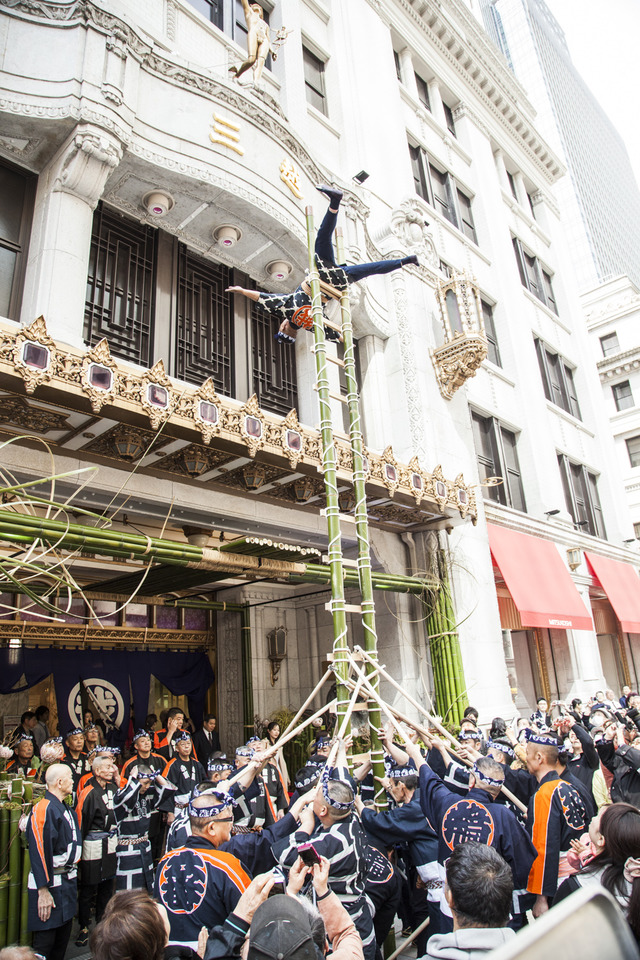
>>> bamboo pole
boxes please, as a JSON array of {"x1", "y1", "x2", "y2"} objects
[
  {"x1": 305, "y1": 205, "x2": 350, "y2": 735},
  {"x1": 0, "y1": 804, "x2": 8, "y2": 875},
  {"x1": 355, "y1": 646, "x2": 462, "y2": 751},
  {"x1": 19, "y1": 846, "x2": 29, "y2": 946},
  {"x1": 241, "y1": 605, "x2": 254, "y2": 741},
  {"x1": 334, "y1": 227, "x2": 386, "y2": 809},
  {"x1": 385, "y1": 917, "x2": 431, "y2": 960},
  {"x1": 280, "y1": 667, "x2": 334, "y2": 740},
  {"x1": 7, "y1": 802, "x2": 20, "y2": 944},
  {"x1": 224, "y1": 699, "x2": 337, "y2": 790},
  {"x1": 0, "y1": 873, "x2": 8, "y2": 949}
]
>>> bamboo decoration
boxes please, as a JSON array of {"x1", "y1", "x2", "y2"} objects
[
  {"x1": 19, "y1": 847, "x2": 29, "y2": 946},
  {"x1": 334, "y1": 228, "x2": 386, "y2": 810},
  {"x1": 7, "y1": 803, "x2": 21, "y2": 944},
  {"x1": 426, "y1": 542, "x2": 468, "y2": 726},
  {"x1": 0, "y1": 804, "x2": 8, "y2": 875},
  {"x1": 0, "y1": 873, "x2": 8, "y2": 949},
  {"x1": 305, "y1": 205, "x2": 350, "y2": 734}
]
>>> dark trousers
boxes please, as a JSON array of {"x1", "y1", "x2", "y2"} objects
[
  {"x1": 315, "y1": 208, "x2": 407, "y2": 282},
  {"x1": 32, "y1": 919, "x2": 73, "y2": 960},
  {"x1": 78, "y1": 876, "x2": 115, "y2": 927}
]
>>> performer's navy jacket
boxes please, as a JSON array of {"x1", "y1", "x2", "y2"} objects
[
  {"x1": 360, "y1": 793, "x2": 437, "y2": 870},
  {"x1": 155, "y1": 835, "x2": 250, "y2": 946},
  {"x1": 27, "y1": 791, "x2": 81, "y2": 930},
  {"x1": 526, "y1": 770, "x2": 587, "y2": 898},
  {"x1": 419, "y1": 763, "x2": 536, "y2": 890}
]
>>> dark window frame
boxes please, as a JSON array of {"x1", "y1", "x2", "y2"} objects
[
  {"x1": 612, "y1": 380, "x2": 634, "y2": 412},
  {"x1": 0, "y1": 158, "x2": 36, "y2": 322},
  {"x1": 414, "y1": 72, "x2": 431, "y2": 111},
  {"x1": 394, "y1": 50, "x2": 403, "y2": 82},
  {"x1": 626, "y1": 436, "x2": 640, "y2": 469},
  {"x1": 481, "y1": 300, "x2": 501, "y2": 367},
  {"x1": 471, "y1": 411, "x2": 526, "y2": 512},
  {"x1": 442, "y1": 101, "x2": 457, "y2": 137},
  {"x1": 600, "y1": 332, "x2": 620, "y2": 357},
  {"x1": 302, "y1": 44, "x2": 327, "y2": 116},
  {"x1": 558, "y1": 453, "x2": 606, "y2": 538},
  {"x1": 534, "y1": 338, "x2": 581, "y2": 419},
  {"x1": 512, "y1": 237, "x2": 558, "y2": 314},
  {"x1": 409, "y1": 143, "x2": 477, "y2": 243}
]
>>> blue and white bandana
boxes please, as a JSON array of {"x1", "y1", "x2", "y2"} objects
[
  {"x1": 188, "y1": 790, "x2": 237, "y2": 818},
  {"x1": 320, "y1": 764, "x2": 354, "y2": 811},
  {"x1": 472, "y1": 762, "x2": 504, "y2": 788}
]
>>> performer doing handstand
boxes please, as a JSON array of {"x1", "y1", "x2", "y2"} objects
[{"x1": 226, "y1": 185, "x2": 418, "y2": 344}]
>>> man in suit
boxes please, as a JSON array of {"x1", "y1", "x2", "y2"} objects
[{"x1": 193, "y1": 715, "x2": 221, "y2": 767}]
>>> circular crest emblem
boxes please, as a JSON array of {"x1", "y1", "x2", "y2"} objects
[
  {"x1": 158, "y1": 851, "x2": 208, "y2": 913},
  {"x1": 68, "y1": 678, "x2": 125, "y2": 729},
  {"x1": 442, "y1": 799, "x2": 495, "y2": 851}
]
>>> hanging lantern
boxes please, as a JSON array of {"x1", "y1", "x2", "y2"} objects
[{"x1": 431, "y1": 273, "x2": 488, "y2": 399}]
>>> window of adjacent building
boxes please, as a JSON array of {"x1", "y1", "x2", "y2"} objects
[
  {"x1": 303, "y1": 45, "x2": 327, "y2": 116},
  {"x1": 408, "y1": 144, "x2": 477, "y2": 243},
  {"x1": 558, "y1": 454, "x2": 606, "y2": 538},
  {"x1": 613, "y1": 380, "x2": 634, "y2": 411},
  {"x1": 627, "y1": 436, "x2": 640, "y2": 468},
  {"x1": 442, "y1": 101, "x2": 456, "y2": 137},
  {"x1": 635, "y1": 522, "x2": 640, "y2": 540},
  {"x1": 85, "y1": 204, "x2": 297, "y2": 417},
  {"x1": 439, "y1": 260, "x2": 453, "y2": 278},
  {"x1": 471, "y1": 411, "x2": 526, "y2": 512},
  {"x1": 482, "y1": 300, "x2": 501, "y2": 367},
  {"x1": 186, "y1": 0, "x2": 271, "y2": 47},
  {"x1": 0, "y1": 160, "x2": 34, "y2": 321},
  {"x1": 415, "y1": 73, "x2": 431, "y2": 111},
  {"x1": 512, "y1": 238, "x2": 558, "y2": 314},
  {"x1": 394, "y1": 50, "x2": 402, "y2": 82},
  {"x1": 534, "y1": 338, "x2": 581, "y2": 419},
  {"x1": 506, "y1": 170, "x2": 518, "y2": 201},
  {"x1": 600, "y1": 332, "x2": 620, "y2": 357}
]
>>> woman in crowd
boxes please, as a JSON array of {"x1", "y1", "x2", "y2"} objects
[{"x1": 554, "y1": 802, "x2": 640, "y2": 942}]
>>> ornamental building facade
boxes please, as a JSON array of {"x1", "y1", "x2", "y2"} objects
[{"x1": 0, "y1": 0, "x2": 639, "y2": 743}]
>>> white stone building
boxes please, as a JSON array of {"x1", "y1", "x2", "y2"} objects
[{"x1": 0, "y1": 0, "x2": 639, "y2": 745}]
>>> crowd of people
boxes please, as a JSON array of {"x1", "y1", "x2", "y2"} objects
[{"x1": 6, "y1": 686, "x2": 640, "y2": 960}]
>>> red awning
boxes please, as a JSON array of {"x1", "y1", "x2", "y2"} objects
[
  {"x1": 585, "y1": 552, "x2": 640, "y2": 634},
  {"x1": 487, "y1": 524, "x2": 593, "y2": 631}
]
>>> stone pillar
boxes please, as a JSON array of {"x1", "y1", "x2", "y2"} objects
[
  {"x1": 513, "y1": 172, "x2": 527, "y2": 208},
  {"x1": 20, "y1": 124, "x2": 123, "y2": 346},
  {"x1": 564, "y1": 577, "x2": 606, "y2": 697},
  {"x1": 358, "y1": 334, "x2": 391, "y2": 450},
  {"x1": 428, "y1": 79, "x2": 446, "y2": 127},
  {"x1": 398, "y1": 47, "x2": 417, "y2": 96},
  {"x1": 493, "y1": 149, "x2": 509, "y2": 192}
]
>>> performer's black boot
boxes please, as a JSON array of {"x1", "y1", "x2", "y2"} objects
[
  {"x1": 316, "y1": 184, "x2": 343, "y2": 208},
  {"x1": 402, "y1": 254, "x2": 419, "y2": 266}
]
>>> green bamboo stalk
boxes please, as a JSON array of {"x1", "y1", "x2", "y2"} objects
[
  {"x1": 305, "y1": 205, "x2": 349, "y2": 733},
  {"x1": 19, "y1": 847, "x2": 29, "y2": 946},
  {"x1": 0, "y1": 805, "x2": 9, "y2": 875},
  {"x1": 7, "y1": 803, "x2": 21, "y2": 944},
  {"x1": 241, "y1": 605, "x2": 254, "y2": 740},
  {"x1": 333, "y1": 229, "x2": 386, "y2": 806},
  {"x1": 0, "y1": 873, "x2": 8, "y2": 949}
]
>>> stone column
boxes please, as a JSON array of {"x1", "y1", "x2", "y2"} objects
[
  {"x1": 493, "y1": 148, "x2": 509, "y2": 192},
  {"x1": 398, "y1": 47, "x2": 417, "y2": 96},
  {"x1": 20, "y1": 124, "x2": 123, "y2": 346},
  {"x1": 428, "y1": 79, "x2": 446, "y2": 127}
]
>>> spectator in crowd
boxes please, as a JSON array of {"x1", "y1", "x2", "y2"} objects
[
  {"x1": 423, "y1": 843, "x2": 515, "y2": 959},
  {"x1": 33, "y1": 706, "x2": 50, "y2": 754},
  {"x1": 193, "y1": 715, "x2": 222, "y2": 768},
  {"x1": 11, "y1": 711, "x2": 37, "y2": 743}
]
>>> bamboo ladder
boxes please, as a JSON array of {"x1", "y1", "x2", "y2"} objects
[{"x1": 305, "y1": 206, "x2": 387, "y2": 807}]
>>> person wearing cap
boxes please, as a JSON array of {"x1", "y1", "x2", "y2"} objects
[
  {"x1": 248, "y1": 855, "x2": 364, "y2": 960},
  {"x1": 26, "y1": 763, "x2": 81, "y2": 960},
  {"x1": 309, "y1": 736, "x2": 331, "y2": 764},
  {"x1": 355, "y1": 765, "x2": 437, "y2": 955},
  {"x1": 403, "y1": 737, "x2": 536, "y2": 933},
  {"x1": 272, "y1": 739, "x2": 376, "y2": 960},
  {"x1": 75, "y1": 754, "x2": 120, "y2": 946},
  {"x1": 7, "y1": 734, "x2": 38, "y2": 778},
  {"x1": 524, "y1": 729, "x2": 588, "y2": 918},
  {"x1": 62, "y1": 728, "x2": 89, "y2": 795},
  {"x1": 113, "y1": 763, "x2": 175, "y2": 891},
  {"x1": 160, "y1": 731, "x2": 206, "y2": 823},
  {"x1": 155, "y1": 790, "x2": 251, "y2": 950}
]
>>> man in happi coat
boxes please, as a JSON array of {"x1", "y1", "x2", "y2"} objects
[
  {"x1": 62, "y1": 727, "x2": 89, "y2": 797},
  {"x1": 404, "y1": 738, "x2": 537, "y2": 933},
  {"x1": 7, "y1": 733, "x2": 38, "y2": 777},
  {"x1": 160, "y1": 730, "x2": 206, "y2": 822},
  {"x1": 524, "y1": 730, "x2": 588, "y2": 918},
  {"x1": 113, "y1": 763, "x2": 176, "y2": 891},
  {"x1": 272, "y1": 742, "x2": 376, "y2": 960},
  {"x1": 26, "y1": 763, "x2": 81, "y2": 960},
  {"x1": 155, "y1": 790, "x2": 250, "y2": 951},
  {"x1": 121, "y1": 729, "x2": 167, "y2": 863},
  {"x1": 75, "y1": 754, "x2": 119, "y2": 946},
  {"x1": 232, "y1": 745, "x2": 275, "y2": 828}
]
